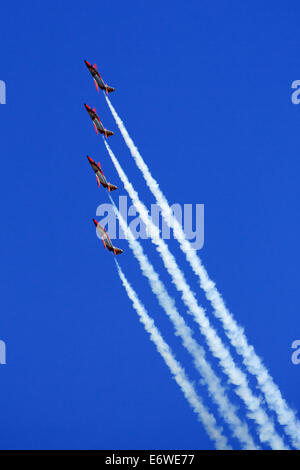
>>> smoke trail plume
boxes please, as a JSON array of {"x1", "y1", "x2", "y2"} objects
[
  {"x1": 104, "y1": 141, "x2": 286, "y2": 450},
  {"x1": 105, "y1": 96, "x2": 300, "y2": 449},
  {"x1": 115, "y1": 261, "x2": 230, "y2": 450},
  {"x1": 108, "y1": 194, "x2": 256, "y2": 449}
]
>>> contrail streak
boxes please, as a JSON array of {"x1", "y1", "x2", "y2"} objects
[
  {"x1": 115, "y1": 261, "x2": 230, "y2": 450},
  {"x1": 104, "y1": 140, "x2": 286, "y2": 449},
  {"x1": 105, "y1": 96, "x2": 300, "y2": 449},
  {"x1": 107, "y1": 194, "x2": 256, "y2": 450}
]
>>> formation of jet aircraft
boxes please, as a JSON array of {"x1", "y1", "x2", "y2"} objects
[{"x1": 84, "y1": 61, "x2": 123, "y2": 256}]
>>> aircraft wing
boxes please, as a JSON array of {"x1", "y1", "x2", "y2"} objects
[
  {"x1": 98, "y1": 171, "x2": 108, "y2": 187},
  {"x1": 94, "y1": 75, "x2": 115, "y2": 94},
  {"x1": 103, "y1": 234, "x2": 114, "y2": 251},
  {"x1": 95, "y1": 118, "x2": 105, "y2": 133},
  {"x1": 95, "y1": 74, "x2": 105, "y2": 90},
  {"x1": 93, "y1": 219, "x2": 105, "y2": 238},
  {"x1": 95, "y1": 118, "x2": 114, "y2": 137},
  {"x1": 95, "y1": 222, "x2": 112, "y2": 248}
]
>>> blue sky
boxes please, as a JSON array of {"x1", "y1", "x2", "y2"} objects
[{"x1": 0, "y1": 1, "x2": 300, "y2": 450}]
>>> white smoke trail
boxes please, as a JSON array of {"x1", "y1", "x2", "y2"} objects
[
  {"x1": 115, "y1": 261, "x2": 230, "y2": 450},
  {"x1": 108, "y1": 194, "x2": 256, "y2": 450},
  {"x1": 104, "y1": 139, "x2": 287, "y2": 450},
  {"x1": 105, "y1": 96, "x2": 300, "y2": 449}
]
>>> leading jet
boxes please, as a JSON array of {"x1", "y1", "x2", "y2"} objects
[
  {"x1": 84, "y1": 104, "x2": 114, "y2": 137},
  {"x1": 84, "y1": 60, "x2": 115, "y2": 94},
  {"x1": 87, "y1": 156, "x2": 117, "y2": 192},
  {"x1": 93, "y1": 219, "x2": 123, "y2": 255}
]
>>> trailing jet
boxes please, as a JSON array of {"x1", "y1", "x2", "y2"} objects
[
  {"x1": 93, "y1": 219, "x2": 123, "y2": 255},
  {"x1": 87, "y1": 156, "x2": 117, "y2": 192},
  {"x1": 84, "y1": 60, "x2": 115, "y2": 94},
  {"x1": 84, "y1": 104, "x2": 114, "y2": 137}
]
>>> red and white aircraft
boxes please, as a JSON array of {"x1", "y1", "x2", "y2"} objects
[
  {"x1": 84, "y1": 104, "x2": 114, "y2": 138},
  {"x1": 87, "y1": 156, "x2": 117, "y2": 192},
  {"x1": 84, "y1": 60, "x2": 115, "y2": 94},
  {"x1": 93, "y1": 219, "x2": 123, "y2": 255}
]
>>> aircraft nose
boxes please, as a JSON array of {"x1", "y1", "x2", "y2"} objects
[{"x1": 92, "y1": 218, "x2": 98, "y2": 226}]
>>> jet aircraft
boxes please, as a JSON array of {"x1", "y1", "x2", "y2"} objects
[
  {"x1": 93, "y1": 219, "x2": 123, "y2": 255},
  {"x1": 87, "y1": 156, "x2": 117, "y2": 192},
  {"x1": 84, "y1": 61, "x2": 115, "y2": 94},
  {"x1": 84, "y1": 104, "x2": 114, "y2": 137}
]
